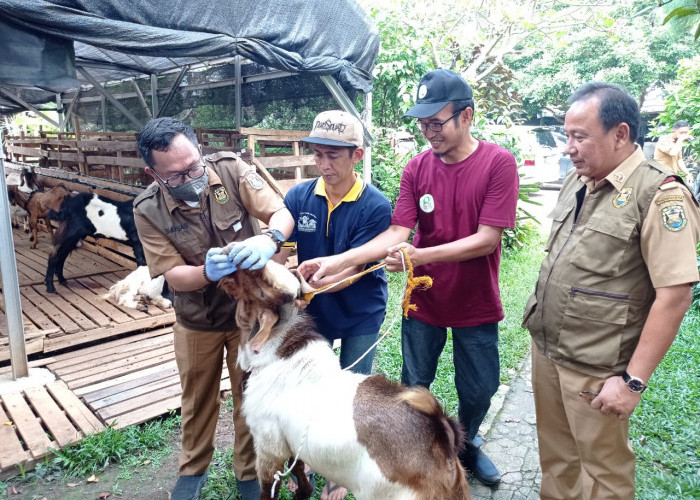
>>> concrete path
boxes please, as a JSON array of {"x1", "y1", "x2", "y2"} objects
[
  {"x1": 465, "y1": 173, "x2": 561, "y2": 498},
  {"x1": 468, "y1": 352, "x2": 541, "y2": 499}
]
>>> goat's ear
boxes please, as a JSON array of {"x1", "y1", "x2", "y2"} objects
[
  {"x1": 292, "y1": 269, "x2": 315, "y2": 297},
  {"x1": 235, "y1": 300, "x2": 254, "y2": 335},
  {"x1": 250, "y1": 308, "x2": 279, "y2": 353}
]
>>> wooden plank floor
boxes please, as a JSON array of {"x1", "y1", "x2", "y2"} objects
[
  {"x1": 47, "y1": 327, "x2": 231, "y2": 429},
  {"x1": 0, "y1": 379, "x2": 105, "y2": 479},
  {"x1": 0, "y1": 327, "x2": 231, "y2": 477},
  {"x1": 0, "y1": 226, "x2": 175, "y2": 361}
]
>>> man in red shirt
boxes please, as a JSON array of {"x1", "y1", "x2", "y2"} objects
[{"x1": 298, "y1": 69, "x2": 520, "y2": 487}]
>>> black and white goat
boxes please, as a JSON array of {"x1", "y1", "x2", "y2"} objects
[
  {"x1": 219, "y1": 261, "x2": 472, "y2": 500},
  {"x1": 45, "y1": 192, "x2": 146, "y2": 293}
]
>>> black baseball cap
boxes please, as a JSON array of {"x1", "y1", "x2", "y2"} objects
[{"x1": 403, "y1": 69, "x2": 474, "y2": 119}]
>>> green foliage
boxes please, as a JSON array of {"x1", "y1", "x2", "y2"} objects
[
  {"x1": 692, "y1": 242, "x2": 700, "y2": 310},
  {"x1": 651, "y1": 56, "x2": 700, "y2": 162},
  {"x1": 632, "y1": 307, "x2": 700, "y2": 498},
  {"x1": 662, "y1": 0, "x2": 700, "y2": 39},
  {"x1": 370, "y1": 134, "x2": 411, "y2": 206},
  {"x1": 370, "y1": 7, "x2": 434, "y2": 129},
  {"x1": 509, "y1": 2, "x2": 697, "y2": 115},
  {"x1": 48, "y1": 414, "x2": 179, "y2": 478}
]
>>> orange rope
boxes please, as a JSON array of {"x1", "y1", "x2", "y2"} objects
[
  {"x1": 302, "y1": 248, "x2": 433, "y2": 320},
  {"x1": 398, "y1": 247, "x2": 432, "y2": 318},
  {"x1": 301, "y1": 261, "x2": 386, "y2": 302}
]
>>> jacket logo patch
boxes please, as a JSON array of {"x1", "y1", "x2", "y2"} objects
[
  {"x1": 165, "y1": 223, "x2": 189, "y2": 234},
  {"x1": 661, "y1": 205, "x2": 687, "y2": 232},
  {"x1": 297, "y1": 212, "x2": 317, "y2": 233},
  {"x1": 246, "y1": 171, "x2": 264, "y2": 190},
  {"x1": 420, "y1": 194, "x2": 435, "y2": 213},
  {"x1": 612, "y1": 187, "x2": 633, "y2": 208},
  {"x1": 214, "y1": 187, "x2": 229, "y2": 204}
]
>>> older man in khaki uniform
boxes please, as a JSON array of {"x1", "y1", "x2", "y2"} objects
[
  {"x1": 523, "y1": 83, "x2": 700, "y2": 499},
  {"x1": 134, "y1": 118, "x2": 292, "y2": 500}
]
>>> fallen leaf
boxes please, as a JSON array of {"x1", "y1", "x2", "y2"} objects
[
  {"x1": 98, "y1": 492, "x2": 111, "y2": 499},
  {"x1": 67, "y1": 482, "x2": 82, "y2": 487},
  {"x1": 6, "y1": 485, "x2": 21, "y2": 495},
  {"x1": 142, "y1": 459, "x2": 151, "y2": 465},
  {"x1": 87, "y1": 474, "x2": 99, "y2": 483}
]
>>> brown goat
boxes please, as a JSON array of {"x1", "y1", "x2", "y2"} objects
[
  {"x1": 219, "y1": 261, "x2": 472, "y2": 500},
  {"x1": 22, "y1": 185, "x2": 71, "y2": 248}
]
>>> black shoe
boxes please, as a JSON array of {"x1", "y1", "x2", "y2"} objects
[
  {"x1": 171, "y1": 472, "x2": 208, "y2": 500},
  {"x1": 236, "y1": 478, "x2": 262, "y2": 500},
  {"x1": 460, "y1": 445, "x2": 501, "y2": 486}
]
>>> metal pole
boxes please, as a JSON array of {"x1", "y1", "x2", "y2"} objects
[
  {"x1": 0, "y1": 158, "x2": 29, "y2": 379},
  {"x1": 56, "y1": 93, "x2": 64, "y2": 131},
  {"x1": 235, "y1": 56, "x2": 242, "y2": 131},
  {"x1": 150, "y1": 74, "x2": 159, "y2": 118},
  {"x1": 77, "y1": 66, "x2": 144, "y2": 130},
  {"x1": 363, "y1": 91, "x2": 373, "y2": 184}
]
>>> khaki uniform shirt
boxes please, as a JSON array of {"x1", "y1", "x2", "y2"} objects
[
  {"x1": 525, "y1": 147, "x2": 700, "y2": 377},
  {"x1": 133, "y1": 152, "x2": 285, "y2": 330},
  {"x1": 653, "y1": 134, "x2": 683, "y2": 174}
]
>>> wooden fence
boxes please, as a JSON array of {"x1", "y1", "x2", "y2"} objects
[{"x1": 2, "y1": 125, "x2": 319, "y2": 192}]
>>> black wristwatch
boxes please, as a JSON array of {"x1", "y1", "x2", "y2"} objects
[
  {"x1": 622, "y1": 370, "x2": 647, "y2": 393},
  {"x1": 263, "y1": 229, "x2": 285, "y2": 253}
]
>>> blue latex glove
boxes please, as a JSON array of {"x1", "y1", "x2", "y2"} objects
[
  {"x1": 204, "y1": 247, "x2": 238, "y2": 281},
  {"x1": 227, "y1": 234, "x2": 276, "y2": 270}
]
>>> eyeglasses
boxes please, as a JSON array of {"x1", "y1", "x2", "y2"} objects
[
  {"x1": 152, "y1": 164, "x2": 206, "y2": 187},
  {"x1": 416, "y1": 109, "x2": 463, "y2": 132}
]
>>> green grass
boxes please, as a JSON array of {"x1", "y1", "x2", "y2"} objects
[{"x1": 632, "y1": 309, "x2": 700, "y2": 499}]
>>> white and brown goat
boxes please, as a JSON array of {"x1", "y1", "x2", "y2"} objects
[
  {"x1": 101, "y1": 266, "x2": 171, "y2": 312},
  {"x1": 219, "y1": 261, "x2": 472, "y2": 500}
]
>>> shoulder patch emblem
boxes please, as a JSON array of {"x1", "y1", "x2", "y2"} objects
[
  {"x1": 214, "y1": 186, "x2": 229, "y2": 204},
  {"x1": 661, "y1": 205, "x2": 687, "y2": 232},
  {"x1": 612, "y1": 187, "x2": 633, "y2": 208},
  {"x1": 655, "y1": 194, "x2": 684, "y2": 206},
  {"x1": 419, "y1": 194, "x2": 435, "y2": 213},
  {"x1": 246, "y1": 171, "x2": 264, "y2": 190}
]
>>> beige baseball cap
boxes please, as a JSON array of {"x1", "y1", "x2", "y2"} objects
[{"x1": 302, "y1": 110, "x2": 364, "y2": 148}]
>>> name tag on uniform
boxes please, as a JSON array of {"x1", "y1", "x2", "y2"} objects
[{"x1": 232, "y1": 221, "x2": 242, "y2": 232}]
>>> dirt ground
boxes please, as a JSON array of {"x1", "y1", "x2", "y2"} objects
[{"x1": 4, "y1": 406, "x2": 237, "y2": 500}]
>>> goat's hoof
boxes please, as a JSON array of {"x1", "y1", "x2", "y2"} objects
[{"x1": 138, "y1": 305, "x2": 149, "y2": 313}]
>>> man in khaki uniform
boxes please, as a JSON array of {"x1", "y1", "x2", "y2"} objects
[
  {"x1": 134, "y1": 118, "x2": 292, "y2": 500},
  {"x1": 653, "y1": 119, "x2": 692, "y2": 176},
  {"x1": 523, "y1": 83, "x2": 700, "y2": 499}
]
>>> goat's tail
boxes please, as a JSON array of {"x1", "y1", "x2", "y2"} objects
[{"x1": 397, "y1": 386, "x2": 466, "y2": 455}]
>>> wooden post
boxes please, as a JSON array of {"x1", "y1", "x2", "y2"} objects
[{"x1": 73, "y1": 116, "x2": 88, "y2": 175}]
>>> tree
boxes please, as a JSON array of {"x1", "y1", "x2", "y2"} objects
[
  {"x1": 652, "y1": 56, "x2": 700, "y2": 160},
  {"x1": 509, "y1": 1, "x2": 697, "y2": 115},
  {"x1": 661, "y1": 0, "x2": 700, "y2": 39}
]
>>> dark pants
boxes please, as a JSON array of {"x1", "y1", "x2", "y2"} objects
[
  {"x1": 331, "y1": 332, "x2": 378, "y2": 375},
  {"x1": 400, "y1": 316, "x2": 500, "y2": 442}
]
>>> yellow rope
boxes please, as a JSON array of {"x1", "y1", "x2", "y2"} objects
[
  {"x1": 398, "y1": 247, "x2": 432, "y2": 318},
  {"x1": 301, "y1": 248, "x2": 433, "y2": 320},
  {"x1": 301, "y1": 261, "x2": 387, "y2": 302}
]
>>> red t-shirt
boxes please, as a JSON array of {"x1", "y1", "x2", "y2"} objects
[{"x1": 391, "y1": 140, "x2": 519, "y2": 327}]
